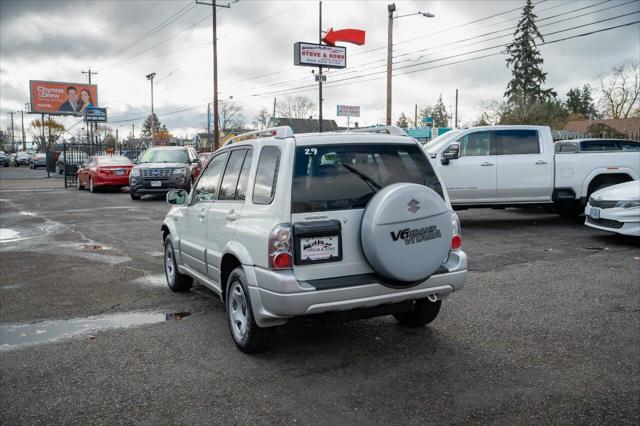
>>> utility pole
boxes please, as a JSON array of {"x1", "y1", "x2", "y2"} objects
[
  {"x1": 82, "y1": 68, "x2": 98, "y2": 148},
  {"x1": 207, "y1": 102, "x2": 212, "y2": 149},
  {"x1": 455, "y1": 89, "x2": 459, "y2": 128},
  {"x1": 386, "y1": 3, "x2": 395, "y2": 126},
  {"x1": 318, "y1": 1, "x2": 323, "y2": 132},
  {"x1": 146, "y1": 72, "x2": 156, "y2": 146},
  {"x1": 414, "y1": 104, "x2": 418, "y2": 128},
  {"x1": 272, "y1": 97, "x2": 277, "y2": 121},
  {"x1": 386, "y1": 4, "x2": 434, "y2": 126},
  {"x1": 20, "y1": 109, "x2": 26, "y2": 151},
  {"x1": 9, "y1": 112, "x2": 15, "y2": 152},
  {"x1": 196, "y1": 0, "x2": 235, "y2": 150}
]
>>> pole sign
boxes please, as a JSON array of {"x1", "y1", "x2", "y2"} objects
[
  {"x1": 336, "y1": 105, "x2": 360, "y2": 117},
  {"x1": 85, "y1": 107, "x2": 107, "y2": 123},
  {"x1": 421, "y1": 116, "x2": 434, "y2": 124},
  {"x1": 294, "y1": 42, "x2": 346, "y2": 69}
]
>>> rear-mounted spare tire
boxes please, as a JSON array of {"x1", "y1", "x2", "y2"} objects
[{"x1": 361, "y1": 183, "x2": 452, "y2": 284}]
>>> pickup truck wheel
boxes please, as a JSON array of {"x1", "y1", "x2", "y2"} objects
[
  {"x1": 164, "y1": 238, "x2": 193, "y2": 292},
  {"x1": 554, "y1": 201, "x2": 583, "y2": 219},
  {"x1": 226, "y1": 267, "x2": 275, "y2": 353},
  {"x1": 394, "y1": 298, "x2": 441, "y2": 327}
]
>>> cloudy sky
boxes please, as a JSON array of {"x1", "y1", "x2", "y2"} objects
[{"x1": 1, "y1": 0, "x2": 638, "y2": 140}]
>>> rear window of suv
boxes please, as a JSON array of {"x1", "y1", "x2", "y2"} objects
[{"x1": 292, "y1": 143, "x2": 443, "y2": 213}]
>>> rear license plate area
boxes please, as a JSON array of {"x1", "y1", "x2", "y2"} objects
[{"x1": 293, "y1": 220, "x2": 343, "y2": 265}]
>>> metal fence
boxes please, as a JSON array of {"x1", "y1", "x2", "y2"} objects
[{"x1": 52, "y1": 143, "x2": 144, "y2": 188}]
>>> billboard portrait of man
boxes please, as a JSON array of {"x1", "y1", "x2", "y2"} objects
[{"x1": 58, "y1": 86, "x2": 81, "y2": 113}]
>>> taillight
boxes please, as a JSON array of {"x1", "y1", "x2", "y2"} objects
[
  {"x1": 97, "y1": 168, "x2": 112, "y2": 174},
  {"x1": 451, "y1": 234, "x2": 462, "y2": 250},
  {"x1": 269, "y1": 224, "x2": 293, "y2": 270}
]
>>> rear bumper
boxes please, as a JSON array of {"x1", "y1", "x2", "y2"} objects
[
  {"x1": 93, "y1": 174, "x2": 130, "y2": 187},
  {"x1": 246, "y1": 250, "x2": 467, "y2": 327}
]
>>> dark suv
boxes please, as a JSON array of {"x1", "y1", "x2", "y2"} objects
[{"x1": 129, "y1": 146, "x2": 202, "y2": 200}]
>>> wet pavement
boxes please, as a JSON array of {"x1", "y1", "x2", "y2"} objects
[{"x1": 1, "y1": 177, "x2": 639, "y2": 424}]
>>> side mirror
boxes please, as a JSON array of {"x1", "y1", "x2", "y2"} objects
[
  {"x1": 191, "y1": 158, "x2": 199, "y2": 164},
  {"x1": 166, "y1": 189, "x2": 188, "y2": 205},
  {"x1": 441, "y1": 142, "x2": 460, "y2": 165}
]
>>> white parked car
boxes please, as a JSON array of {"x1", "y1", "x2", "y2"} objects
[
  {"x1": 161, "y1": 126, "x2": 467, "y2": 353},
  {"x1": 424, "y1": 126, "x2": 640, "y2": 216},
  {"x1": 584, "y1": 180, "x2": 640, "y2": 236}
]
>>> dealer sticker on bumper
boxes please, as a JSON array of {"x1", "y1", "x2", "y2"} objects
[
  {"x1": 300, "y1": 236, "x2": 339, "y2": 261},
  {"x1": 589, "y1": 207, "x2": 601, "y2": 220}
]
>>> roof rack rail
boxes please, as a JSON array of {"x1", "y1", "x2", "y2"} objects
[
  {"x1": 225, "y1": 126, "x2": 294, "y2": 145},
  {"x1": 347, "y1": 125, "x2": 408, "y2": 136}
]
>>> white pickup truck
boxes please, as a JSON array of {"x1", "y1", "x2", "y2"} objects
[{"x1": 423, "y1": 125, "x2": 640, "y2": 216}]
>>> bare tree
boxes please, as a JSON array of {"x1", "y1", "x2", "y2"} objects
[
  {"x1": 252, "y1": 108, "x2": 271, "y2": 129},
  {"x1": 218, "y1": 101, "x2": 245, "y2": 132},
  {"x1": 598, "y1": 61, "x2": 640, "y2": 119},
  {"x1": 276, "y1": 96, "x2": 316, "y2": 119},
  {"x1": 474, "y1": 100, "x2": 511, "y2": 125},
  {"x1": 30, "y1": 117, "x2": 65, "y2": 151}
]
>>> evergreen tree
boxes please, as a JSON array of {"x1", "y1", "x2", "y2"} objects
[
  {"x1": 432, "y1": 95, "x2": 449, "y2": 127},
  {"x1": 141, "y1": 113, "x2": 164, "y2": 139},
  {"x1": 580, "y1": 84, "x2": 596, "y2": 117},
  {"x1": 396, "y1": 112, "x2": 409, "y2": 128},
  {"x1": 565, "y1": 87, "x2": 583, "y2": 114},
  {"x1": 504, "y1": 0, "x2": 556, "y2": 119}
]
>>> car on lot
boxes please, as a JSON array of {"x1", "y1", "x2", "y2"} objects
[
  {"x1": 57, "y1": 152, "x2": 89, "y2": 175},
  {"x1": 0, "y1": 151, "x2": 9, "y2": 167},
  {"x1": 29, "y1": 153, "x2": 47, "y2": 169},
  {"x1": 161, "y1": 126, "x2": 467, "y2": 353},
  {"x1": 555, "y1": 138, "x2": 640, "y2": 153},
  {"x1": 76, "y1": 155, "x2": 134, "y2": 193},
  {"x1": 14, "y1": 152, "x2": 32, "y2": 167},
  {"x1": 424, "y1": 126, "x2": 640, "y2": 217},
  {"x1": 584, "y1": 180, "x2": 640, "y2": 236},
  {"x1": 129, "y1": 146, "x2": 202, "y2": 200}
]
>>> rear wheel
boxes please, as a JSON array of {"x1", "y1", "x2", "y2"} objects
[
  {"x1": 226, "y1": 267, "x2": 275, "y2": 353},
  {"x1": 164, "y1": 238, "x2": 193, "y2": 292},
  {"x1": 393, "y1": 298, "x2": 441, "y2": 327},
  {"x1": 77, "y1": 177, "x2": 84, "y2": 190}
]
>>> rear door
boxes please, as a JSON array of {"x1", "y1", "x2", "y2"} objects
[
  {"x1": 206, "y1": 148, "x2": 252, "y2": 283},
  {"x1": 438, "y1": 130, "x2": 497, "y2": 203},
  {"x1": 179, "y1": 150, "x2": 228, "y2": 275},
  {"x1": 290, "y1": 142, "x2": 444, "y2": 281},
  {"x1": 495, "y1": 129, "x2": 553, "y2": 202}
]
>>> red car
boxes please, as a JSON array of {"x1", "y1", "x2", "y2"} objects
[{"x1": 77, "y1": 155, "x2": 134, "y2": 192}]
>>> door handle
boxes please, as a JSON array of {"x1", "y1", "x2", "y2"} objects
[
  {"x1": 480, "y1": 162, "x2": 494, "y2": 167},
  {"x1": 535, "y1": 160, "x2": 548, "y2": 165},
  {"x1": 225, "y1": 209, "x2": 237, "y2": 222}
]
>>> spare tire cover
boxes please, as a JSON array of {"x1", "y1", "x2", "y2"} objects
[{"x1": 361, "y1": 183, "x2": 452, "y2": 283}]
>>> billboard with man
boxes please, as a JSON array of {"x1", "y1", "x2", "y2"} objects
[{"x1": 29, "y1": 80, "x2": 98, "y2": 116}]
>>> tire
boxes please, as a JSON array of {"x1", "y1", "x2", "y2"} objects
[
  {"x1": 226, "y1": 267, "x2": 276, "y2": 353},
  {"x1": 89, "y1": 177, "x2": 96, "y2": 193},
  {"x1": 554, "y1": 201, "x2": 584, "y2": 219},
  {"x1": 393, "y1": 298, "x2": 442, "y2": 327},
  {"x1": 77, "y1": 177, "x2": 84, "y2": 190},
  {"x1": 164, "y1": 238, "x2": 193, "y2": 292},
  {"x1": 130, "y1": 190, "x2": 141, "y2": 200}
]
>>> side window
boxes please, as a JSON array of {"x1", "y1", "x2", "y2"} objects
[
  {"x1": 457, "y1": 131, "x2": 492, "y2": 157},
  {"x1": 619, "y1": 141, "x2": 640, "y2": 151},
  {"x1": 496, "y1": 130, "x2": 540, "y2": 155},
  {"x1": 253, "y1": 146, "x2": 280, "y2": 205},
  {"x1": 192, "y1": 152, "x2": 228, "y2": 204},
  {"x1": 219, "y1": 149, "x2": 248, "y2": 200},
  {"x1": 235, "y1": 150, "x2": 253, "y2": 201}
]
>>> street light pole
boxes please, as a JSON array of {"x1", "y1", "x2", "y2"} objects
[
  {"x1": 386, "y1": 4, "x2": 435, "y2": 125},
  {"x1": 9, "y1": 112, "x2": 15, "y2": 151},
  {"x1": 146, "y1": 72, "x2": 156, "y2": 146}
]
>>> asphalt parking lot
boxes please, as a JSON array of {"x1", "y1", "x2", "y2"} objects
[{"x1": 1, "y1": 169, "x2": 639, "y2": 424}]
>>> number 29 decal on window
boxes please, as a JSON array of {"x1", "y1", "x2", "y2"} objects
[{"x1": 304, "y1": 148, "x2": 318, "y2": 156}]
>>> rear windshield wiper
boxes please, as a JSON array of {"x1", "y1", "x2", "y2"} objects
[{"x1": 339, "y1": 163, "x2": 382, "y2": 191}]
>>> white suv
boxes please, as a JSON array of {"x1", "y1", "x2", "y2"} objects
[{"x1": 161, "y1": 126, "x2": 467, "y2": 353}]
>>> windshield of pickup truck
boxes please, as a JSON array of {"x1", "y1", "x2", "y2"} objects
[
  {"x1": 424, "y1": 129, "x2": 463, "y2": 151},
  {"x1": 292, "y1": 143, "x2": 443, "y2": 213},
  {"x1": 138, "y1": 149, "x2": 188, "y2": 164}
]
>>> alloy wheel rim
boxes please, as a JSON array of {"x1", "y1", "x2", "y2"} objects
[
  {"x1": 229, "y1": 282, "x2": 248, "y2": 341},
  {"x1": 165, "y1": 244, "x2": 174, "y2": 283}
]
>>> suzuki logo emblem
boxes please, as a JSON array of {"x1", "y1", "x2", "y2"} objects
[{"x1": 407, "y1": 199, "x2": 421, "y2": 214}]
